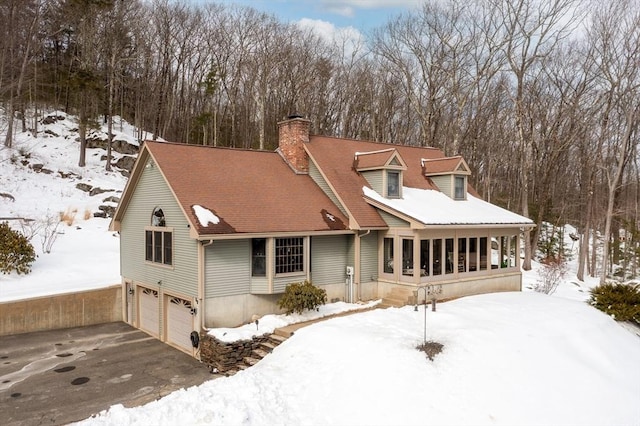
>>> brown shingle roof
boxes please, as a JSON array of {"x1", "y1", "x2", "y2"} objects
[
  {"x1": 354, "y1": 149, "x2": 399, "y2": 170},
  {"x1": 144, "y1": 141, "x2": 348, "y2": 236},
  {"x1": 421, "y1": 156, "x2": 468, "y2": 175},
  {"x1": 305, "y1": 136, "x2": 446, "y2": 228}
]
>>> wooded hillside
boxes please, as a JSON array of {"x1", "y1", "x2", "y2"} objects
[{"x1": 1, "y1": 0, "x2": 638, "y2": 281}]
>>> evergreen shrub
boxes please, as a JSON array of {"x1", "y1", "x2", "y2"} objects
[
  {"x1": 277, "y1": 280, "x2": 327, "y2": 315},
  {"x1": 0, "y1": 221, "x2": 36, "y2": 275},
  {"x1": 589, "y1": 282, "x2": 640, "y2": 324}
]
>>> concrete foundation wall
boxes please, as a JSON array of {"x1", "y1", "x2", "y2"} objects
[
  {"x1": 376, "y1": 272, "x2": 522, "y2": 304},
  {"x1": 205, "y1": 293, "x2": 282, "y2": 328},
  {"x1": 0, "y1": 286, "x2": 122, "y2": 336}
]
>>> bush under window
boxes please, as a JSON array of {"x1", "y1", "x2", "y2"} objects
[{"x1": 277, "y1": 280, "x2": 327, "y2": 315}]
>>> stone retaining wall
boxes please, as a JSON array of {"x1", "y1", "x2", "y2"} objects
[{"x1": 200, "y1": 332, "x2": 271, "y2": 373}]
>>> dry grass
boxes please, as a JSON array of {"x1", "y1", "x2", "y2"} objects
[
  {"x1": 417, "y1": 341, "x2": 444, "y2": 361},
  {"x1": 60, "y1": 208, "x2": 78, "y2": 226},
  {"x1": 83, "y1": 209, "x2": 92, "y2": 220}
]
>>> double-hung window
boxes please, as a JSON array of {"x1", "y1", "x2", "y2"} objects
[
  {"x1": 145, "y1": 230, "x2": 172, "y2": 265},
  {"x1": 454, "y1": 176, "x2": 466, "y2": 200},
  {"x1": 146, "y1": 208, "x2": 172, "y2": 266},
  {"x1": 387, "y1": 171, "x2": 400, "y2": 198}
]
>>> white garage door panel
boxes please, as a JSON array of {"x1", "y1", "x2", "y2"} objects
[
  {"x1": 139, "y1": 288, "x2": 159, "y2": 337},
  {"x1": 167, "y1": 297, "x2": 193, "y2": 353}
]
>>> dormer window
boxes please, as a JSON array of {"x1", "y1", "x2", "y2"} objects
[
  {"x1": 354, "y1": 148, "x2": 407, "y2": 199},
  {"x1": 387, "y1": 171, "x2": 400, "y2": 198},
  {"x1": 422, "y1": 156, "x2": 471, "y2": 200},
  {"x1": 454, "y1": 176, "x2": 466, "y2": 200}
]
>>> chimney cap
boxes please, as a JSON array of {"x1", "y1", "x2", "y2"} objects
[{"x1": 287, "y1": 113, "x2": 305, "y2": 120}]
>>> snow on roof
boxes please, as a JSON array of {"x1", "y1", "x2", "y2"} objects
[
  {"x1": 192, "y1": 205, "x2": 220, "y2": 227},
  {"x1": 363, "y1": 186, "x2": 534, "y2": 226}
]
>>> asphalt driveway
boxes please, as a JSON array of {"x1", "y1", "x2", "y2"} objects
[{"x1": 0, "y1": 322, "x2": 215, "y2": 425}]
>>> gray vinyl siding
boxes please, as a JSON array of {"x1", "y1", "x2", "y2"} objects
[
  {"x1": 273, "y1": 273, "x2": 307, "y2": 293},
  {"x1": 308, "y1": 161, "x2": 347, "y2": 217},
  {"x1": 360, "y1": 231, "x2": 378, "y2": 283},
  {"x1": 361, "y1": 170, "x2": 384, "y2": 194},
  {"x1": 250, "y1": 277, "x2": 269, "y2": 294},
  {"x1": 205, "y1": 239, "x2": 251, "y2": 297},
  {"x1": 379, "y1": 210, "x2": 410, "y2": 228},
  {"x1": 310, "y1": 235, "x2": 348, "y2": 286},
  {"x1": 431, "y1": 175, "x2": 452, "y2": 198},
  {"x1": 120, "y1": 159, "x2": 198, "y2": 298}
]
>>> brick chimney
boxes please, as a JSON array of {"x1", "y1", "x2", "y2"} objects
[{"x1": 278, "y1": 115, "x2": 310, "y2": 173}]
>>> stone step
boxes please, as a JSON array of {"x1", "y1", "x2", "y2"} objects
[
  {"x1": 268, "y1": 333, "x2": 288, "y2": 345},
  {"x1": 273, "y1": 327, "x2": 294, "y2": 338},
  {"x1": 260, "y1": 340, "x2": 277, "y2": 352},
  {"x1": 252, "y1": 348, "x2": 270, "y2": 359},
  {"x1": 243, "y1": 356, "x2": 260, "y2": 366}
]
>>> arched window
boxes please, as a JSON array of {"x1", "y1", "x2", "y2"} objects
[{"x1": 151, "y1": 207, "x2": 166, "y2": 227}]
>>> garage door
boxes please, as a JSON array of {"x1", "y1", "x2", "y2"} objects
[
  {"x1": 139, "y1": 287, "x2": 159, "y2": 337},
  {"x1": 166, "y1": 297, "x2": 194, "y2": 353}
]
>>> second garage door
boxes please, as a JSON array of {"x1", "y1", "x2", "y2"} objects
[{"x1": 166, "y1": 297, "x2": 194, "y2": 353}]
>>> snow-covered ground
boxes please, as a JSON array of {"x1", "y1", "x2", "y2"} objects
[
  {"x1": 2, "y1": 112, "x2": 639, "y2": 425},
  {"x1": 0, "y1": 112, "x2": 143, "y2": 301}
]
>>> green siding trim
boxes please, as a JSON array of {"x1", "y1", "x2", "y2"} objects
[
  {"x1": 378, "y1": 210, "x2": 410, "y2": 228},
  {"x1": 205, "y1": 239, "x2": 251, "y2": 297},
  {"x1": 309, "y1": 161, "x2": 348, "y2": 217},
  {"x1": 360, "y1": 231, "x2": 378, "y2": 283},
  {"x1": 120, "y1": 159, "x2": 198, "y2": 298},
  {"x1": 432, "y1": 175, "x2": 452, "y2": 198},
  {"x1": 361, "y1": 170, "x2": 384, "y2": 194},
  {"x1": 311, "y1": 235, "x2": 348, "y2": 286}
]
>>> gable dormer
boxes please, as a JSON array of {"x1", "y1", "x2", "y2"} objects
[
  {"x1": 354, "y1": 148, "x2": 407, "y2": 199},
  {"x1": 422, "y1": 156, "x2": 471, "y2": 200}
]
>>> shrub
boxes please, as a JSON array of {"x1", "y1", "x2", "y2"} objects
[
  {"x1": 277, "y1": 280, "x2": 327, "y2": 315},
  {"x1": 533, "y1": 258, "x2": 567, "y2": 295},
  {"x1": 0, "y1": 221, "x2": 36, "y2": 275},
  {"x1": 589, "y1": 282, "x2": 640, "y2": 324}
]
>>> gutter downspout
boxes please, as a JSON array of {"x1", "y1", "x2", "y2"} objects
[
  {"x1": 355, "y1": 230, "x2": 371, "y2": 301},
  {"x1": 199, "y1": 240, "x2": 214, "y2": 333}
]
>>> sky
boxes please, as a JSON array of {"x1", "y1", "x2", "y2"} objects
[
  {"x1": 2, "y1": 110, "x2": 640, "y2": 425},
  {"x1": 191, "y1": 0, "x2": 423, "y2": 35}
]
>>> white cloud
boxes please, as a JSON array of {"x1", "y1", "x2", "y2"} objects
[{"x1": 295, "y1": 18, "x2": 365, "y2": 57}]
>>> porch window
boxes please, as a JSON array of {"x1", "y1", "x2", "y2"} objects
[
  {"x1": 500, "y1": 236, "x2": 509, "y2": 268},
  {"x1": 402, "y1": 238, "x2": 414, "y2": 276},
  {"x1": 458, "y1": 237, "x2": 467, "y2": 272},
  {"x1": 432, "y1": 239, "x2": 442, "y2": 275},
  {"x1": 479, "y1": 237, "x2": 488, "y2": 270},
  {"x1": 445, "y1": 238, "x2": 454, "y2": 274},
  {"x1": 420, "y1": 239, "x2": 430, "y2": 276},
  {"x1": 252, "y1": 238, "x2": 266, "y2": 276},
  {"x1": 469, "y1": 237, "x2": 478, "y2": 271},
  {"x1": 275, "y1": 237, "x2": 304, "y2": 274},
  {"x1": 383, "y1": 237, "x2": 394, "y2": 273},
  {"x1": 509, "y1": 235, "x2": 517, "y2": 267}
]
